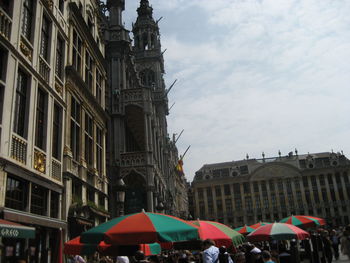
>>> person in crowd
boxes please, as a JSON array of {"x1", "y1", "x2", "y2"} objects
[
  {"x1": 202, "y1": 239, "x2": 219, "y2": 263},
  {"x1": 329, "y1": 229, "x2": 339, "y2": 260},
  {"x1": 261, "y1": 251, "x2": 275, "y2": 263},
  {"x1": 234, "y1": 252, "x2": 246, "y2": 263},
  {"x1": 321, "y1": 230, "x2": 332, "y2": 263},
  {"x1": 74, "y1": 255, "x2": 87, "y2": 263},
  {"x1": 278, "y1": 244, "x2": 291, "y2": 263},
  {"x1": 218, "y1": 246, "x2": 233, "y2": 263},
  {"x1": 117, "y1": 256, "x2": 130, "y2": 263},
  {"x1": 135, "y1": 250, "x2": 150, "y2": 263},
  {"x1": 340, "y1": 228, "x2": 350, "y2": 260}
]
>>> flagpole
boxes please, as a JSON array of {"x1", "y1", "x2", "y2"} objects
[{"x1": 181, "y1": 145, "x2": 191, "y2": 160}]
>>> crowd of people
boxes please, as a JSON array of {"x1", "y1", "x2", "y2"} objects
[{"x1": 68, "y1": 225, "x2": 350, "y2": 263}]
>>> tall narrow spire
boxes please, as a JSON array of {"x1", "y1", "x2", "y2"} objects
[{"x1": 137, "y1": 0, "x2": 153, "y2": 18}]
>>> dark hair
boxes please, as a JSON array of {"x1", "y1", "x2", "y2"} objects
[
  {"x1": 261, "y1": 251, "x2": 271, "y2": 260},
  {"x1": 219, "y1": 246, "x2": 227, "y2": 254},
  {"x1": 135, "y1": 250, "x2": 146, "y2": 261},
  {"x1": 202, "y1": 239, "x2": 215, "y2": 247}
]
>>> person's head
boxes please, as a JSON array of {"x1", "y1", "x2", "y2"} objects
[
  {"x1": 202, "y1": 239, "x2": 215, "y2": 250},
  {"x1": 234, "y1": 252, "x2": 246, "y2": 263},
  {"x1": 219, "y1": 246, "x2": 227, "y2": 254},
  {"x1": 261, "y1": 251, "x2": 272, "y2": 262},
  {"x1": 135, "y1": 250, "x2": 146, "y2": 261}
]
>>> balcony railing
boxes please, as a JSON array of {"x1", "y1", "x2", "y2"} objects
[
  {"x1": 11, "y1": 135, "x2": 27, "y2": 164},
  {"x1": 0, "y1": 7, "x2": 11, "y2": 41},
  {"x1": 52, "y1": 159, "x2": 61, "y2": 181},
  {"x1": 39, "y1": 57, "x2": 50, "y2": 83},
  {"x1": 120, "y1": 152, "x2": 147, "y2": 167}
]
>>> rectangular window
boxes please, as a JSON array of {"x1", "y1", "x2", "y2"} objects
[
  {"x1": 85, "y1": 51, "x2": 93, "y2": 90},
  {"x1": 322, "y1": 189, "x2": 328, "y2": 202},
  {"x1": 263, "y1": 195, "x2": 269, "y2": 209},
  {"x1": 52, "y1": 103, "x2": 62, "y2": 160},
  {"x1": 0, "y1": 46, "x2": 8, "y2": 82},
  {"x1": 198, "y1": 188, "x2": 203, "y2": 199},
  {"x1": 271, "y1": 194, "x2": 277, "y2": 208},
  {"x1": 87, "y1": 187, "x2": 94, "y2": 203},
  {"x1": 224, "y1": 184, "x2": 230, "y2": 195},
  {"x1": 13, "y1": 69, "x2": 29, "y2": 138},
  {"x1": 255, "y1": 195, "x2": 261, "y2": 209},
  {"x1": 96, "y1": 127, "x2": 103, "y2": 174},
  {"x1": 5, "y1": 175, "x2": 28, "y2": 210},
  {"x1": 234, "y1": 197, "x2": 242, "y2": 210},
  {"x1": 31, "y1": 184, "x2": 47, "y2": 216},
  {"x1": 22, "y1": 0, "x2": 34, "y2": 40},
  {"x1": 245, "y1": 196, "x2": 252, "y2": 211},
  {"x1": 0, "y1": 84, "x2": 4, "y2": 124},
  {"x1": 35, "y1": 88, "x2": 47, "y2": 150},
  {"x1": 40, "y1": 15, "x2": 50, "y2": 61},
  {"x1": 303, "y1": 177, "x2": 309, "y2": 188},
  {"x1": 215, "y1": 186, "x2": 221, "y2": 197},
  {"x1": 58, "y1": 0, "x2": 64, "y2": 13},
  {"x1": 96, "y1": 69, "x2": 102, "y2": 104},
  {"x1": 225, "y1": 199, "x2": 232, "y2": 213},
  {"x1": 243, "y1": 182, "x2": 250, "y2": 194},
  {"x1": 99, "y1": 194, "x2": 105, "y2": 208},
  {"x1": 253, "y1": 182, "x2": 259, "y2": 192},
  {"x1": 279, "y1": 193, "x2": 286, "y2": 208},
  {"x1": 72, "y1": 180, "x2": 82, "y2": 201},
  {"x1": 55, "y1": 35, "x2": 64, "y2": 79},
  {"x1": 72, "y1": 30, "x2": 82, "y2": 74},
  {"x1": 206, "y1": 187, "x2": 212, "y2": 198},
  {"x1": 85, "y1": 113, "x2": 93, "y2": 166},
  {"x1": 50, "y1": 191, "x2": 59, "y2": 218},
  {"x1": 70, "y1": 97, "x2": 80, "y2": 160},
  {"x1": 269, "y1": 180, "x2": 275, "y2": 191}
]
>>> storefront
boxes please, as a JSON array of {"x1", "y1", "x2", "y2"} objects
[{"x1": 0, "y1": 219, "x2": 35, "y2": 263}]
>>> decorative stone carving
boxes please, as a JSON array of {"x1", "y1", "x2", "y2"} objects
[
  {"x1": 34, "y1": 150, "x2": 46, "y2": 173},
  {"x1": 20, "y1": 41, "x2": 32, "y2": 60}
]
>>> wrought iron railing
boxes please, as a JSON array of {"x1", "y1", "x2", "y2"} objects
[
  {"x1": 11, "y1": 135, "x2": 27, "y2": 164},
  {"x1": 0, "y1": 7, "x2": 11, "y2": 41}
]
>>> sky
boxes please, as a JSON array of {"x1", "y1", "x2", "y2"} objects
[{"x1": 122, "y1": 0, "x2": 350, "y2": 182}]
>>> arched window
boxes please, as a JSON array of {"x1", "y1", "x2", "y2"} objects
[
  {"x1": 140, "y1": 69, "x2": 155, "y2": 87},
  {"x1": 142, "y1": 33, "x2": 148, "y2": 50}
]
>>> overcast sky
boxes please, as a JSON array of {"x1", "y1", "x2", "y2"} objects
[{"x1": 122, "y1": 0, "x2": 350, "y2": 182}]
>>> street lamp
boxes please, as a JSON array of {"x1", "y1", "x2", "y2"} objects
[{"x1": 116, "y1": 178, "x2": 126, "y2": 216}]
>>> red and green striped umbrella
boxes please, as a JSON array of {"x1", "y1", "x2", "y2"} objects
[
  {"x1": 64, "y1": 237, "x2": 161, "y2": 256},
  {"x1": 191, "y1": 220, "x2": 245, "y2": 247},
  {"x1": 280, "y1": 215, "x2": 326, "y2": 229},
  {"x1": 250, "y1": 222, "x2": 271, "y2": 229},
  {"x1": 234, "y1": 225, "x2": 255, "y2": 235},
  {"x1": 247, "y1": 222, "x2": 310, "y2": 242},
  {"x1": 80, "y1": 211, "x2": 200, "y2": 245}
]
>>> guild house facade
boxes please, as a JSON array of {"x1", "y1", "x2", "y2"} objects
[{"x1": 190, "y1": 151, "x2": 350, "y2": 227}]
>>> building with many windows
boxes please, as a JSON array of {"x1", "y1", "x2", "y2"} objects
[
  {"x1": 190, "y1": 151, "x2": 350, "y2": 227},
  {"x1": 0, "y1": 0, "x2": 108, "y2": 261},
  {"x1": 0, "y1": 0, "x2": 68, "y2": 261}
]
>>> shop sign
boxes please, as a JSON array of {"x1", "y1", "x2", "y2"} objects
[{"x1": 1, "y1": 228, "x2": 20, "y2": 237}]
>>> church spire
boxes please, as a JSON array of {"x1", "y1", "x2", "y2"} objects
[{"x1": 137, "y1": 0, "x2": 153, "y2": 19}]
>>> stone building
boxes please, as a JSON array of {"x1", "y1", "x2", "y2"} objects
[
  {"x1": 191, "y1": 151, "x2": 350, "y2": 227},
  {"x1": 62, "y1": 0, "x2": 109, "y2": 240},
  {"x1": 0, "y1": 0, "x2": 68, "y2": 261},
  {"x1": 0, "y1": 0, "x2": 109, "y2": 260},
  {"x1": 105, "y1": 0, "x2": 188, "y2": 217}
]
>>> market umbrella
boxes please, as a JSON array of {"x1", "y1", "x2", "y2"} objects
[
  {"x1": 250, "y1": 222, "x2": 271, "y2": 229},
  {"x1": 234, "y1": 225, "x2": 255, "y2": 235},
  {"x1": 279, "y1": 215, "x2": 326, "y2": 229},
  {"x1": 80, "y1": 211, "x2": 200, "y2": 245},
  {"x1": 64, "y1": 236, "x2": 161, "y2": 256},
  {"x1": 247, "y1": 222, "x2": 310, "y2": 242},
  {"x1": 191, "y1": 220, "x2": 245, "y2": 247}
]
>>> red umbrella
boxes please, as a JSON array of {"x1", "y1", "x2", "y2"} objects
[
  {"x1": 234, "y1": 225, "x2": 255, "y2": 235},
  {"x1": 280, "y1": 215, "x2": 326, "y2": 229},
  {"x1": 64, "y1": 236, "x2": 161, "y2": 256},
  {"x1": 247, "y1": 222, "x2": 310, "y2": 242},
  {"x1": 250, "y1": 222, "x2": 271, "y2": 229}
]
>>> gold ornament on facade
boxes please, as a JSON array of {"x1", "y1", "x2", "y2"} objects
[
  {"x1": 20, "y1": 41, "x2": 32, "y2": 60},
  {"x1": 34, "y1": 150, "x2": 46, "y2": 173},
  {"x1": 55, "y1": 82, "x2": 63, "y2": 95}
]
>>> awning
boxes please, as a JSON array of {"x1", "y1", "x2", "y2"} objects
[{"x1": 0, "y1": 219, "x2": 35, "y2": 239}]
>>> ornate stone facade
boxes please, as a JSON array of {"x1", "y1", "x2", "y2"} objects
[
  {"x1": 191, "y1": 152, "x2": 350, "y2": 227},
  {"x1": 105, "y1": 0, "x2": 188, "y2": 217}
]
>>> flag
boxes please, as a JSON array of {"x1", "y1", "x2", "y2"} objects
[{"x1": 176, "y1": 159, "x2": 184, "y2": 175}]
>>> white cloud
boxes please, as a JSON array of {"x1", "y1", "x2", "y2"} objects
[{"x1": 124, "y1": 0, "x2": 350, "y2": 181}]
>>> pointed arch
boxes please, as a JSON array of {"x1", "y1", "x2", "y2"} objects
[{"x1": 123, "y1": 171, "x2": 148, "y2": 213}]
